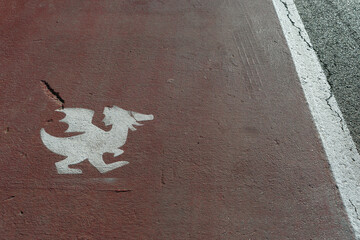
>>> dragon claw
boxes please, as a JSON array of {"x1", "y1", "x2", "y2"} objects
[{"x1": 113, "y1": 149, "x2": 124, "y2": 157}]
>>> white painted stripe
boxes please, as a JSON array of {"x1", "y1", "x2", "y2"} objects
[{"x1": 272, "y1": 0, "x2": 360, "y2": 238}]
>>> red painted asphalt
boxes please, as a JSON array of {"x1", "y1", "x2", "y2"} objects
[{"x1": 0, "y1": 1, "x2": 355, "y2": 239}]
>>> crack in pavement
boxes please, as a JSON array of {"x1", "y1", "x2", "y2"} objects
[
  {"x1": 279, "y1": 0, "x2": 312, "y2": 49},
  {"x1": 40, "y1": 80, "x2": 65, "y2": 108},
  {"x1": 325, "y1": 91, "x2": 345, "y2": 131},
  {"x1": 279, "y1": 0, "x2": 346, "y2": 132},
  {"x1": 350, "y1": 200, "x2": 360, "y2": 221}
]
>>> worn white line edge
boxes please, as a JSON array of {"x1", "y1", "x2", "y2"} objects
[{"x1": 272, "y1": 0, "x2": 360, "y2": 238}]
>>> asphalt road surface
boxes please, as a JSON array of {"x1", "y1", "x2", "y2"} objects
[{"x1": 294, "y1": 0, "x2": 360, "y2": 151}]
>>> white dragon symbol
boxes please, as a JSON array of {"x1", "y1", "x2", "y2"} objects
[{"x1": 40, "y1": 106, "x2": 154, "y2": 174}]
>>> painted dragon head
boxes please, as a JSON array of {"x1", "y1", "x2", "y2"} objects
[{"x1": 102, "y1": 106, "x2": 154, "y2": 131}]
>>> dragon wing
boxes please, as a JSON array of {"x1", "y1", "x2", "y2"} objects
[{"x1": 56, "y1": 108, "x2": 95, "y2": 133}]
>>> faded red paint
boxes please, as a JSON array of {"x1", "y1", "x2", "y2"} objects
[{"x1": 0, "y1": 0, "x2": 355, "y2": 239}]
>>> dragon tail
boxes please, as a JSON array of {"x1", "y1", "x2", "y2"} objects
[{"x1": 40, "y1": 128, "x2": 67, "y2": 156}]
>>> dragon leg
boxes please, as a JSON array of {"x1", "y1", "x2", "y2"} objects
[
  {"x1": 55, "y1": 158, "x2": 83, "y2": 174},
  {"x1": 88, "y1": 154, "x2": 129, "y2": 173}
]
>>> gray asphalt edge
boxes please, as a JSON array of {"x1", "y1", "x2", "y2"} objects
[
  {"x1": 272, "y1": 0, "x2": 360, "y2": 238},
  {"x1": 293, "y1": 0, "x2": 360, "y2": 153}
]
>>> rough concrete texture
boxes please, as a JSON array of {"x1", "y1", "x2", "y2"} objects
[
  {"x1": 0, "y1": 0, "x2": 355, "y2": 239},
  {"x1": 294, "y1": 0, "x2": 360, "y2": 151}
]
